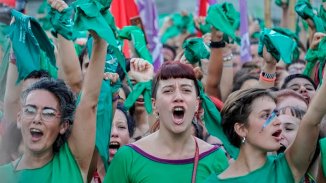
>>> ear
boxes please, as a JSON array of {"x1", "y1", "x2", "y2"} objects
[
  {"x1": 17, "y1": 112, "x2": 22, "y2": 129},
  {"x1": 234, "y1": 122, "x2": 248, "y2": 138},
  {"x1": 59, "y1": 122, "x2": 69, "y2": 135}
]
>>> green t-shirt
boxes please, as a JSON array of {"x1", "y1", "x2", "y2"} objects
[
  {"x1": 204, "y1": 153, "x2": 294, "y2": 183},
  {"x1": 104, "y1": 144, "x2": 229, "y2": 183},
  {"x1": 0, "y1": 142, "x2": 83, "y2": 183}
]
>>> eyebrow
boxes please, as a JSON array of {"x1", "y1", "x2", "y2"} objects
[{"x1": 25, "y1": 104, "x2": 58, "y2": 112}]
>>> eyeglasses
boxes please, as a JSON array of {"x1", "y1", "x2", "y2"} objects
[{"x1": 22, "y1": 105, "x2": 61, "y2": 122}]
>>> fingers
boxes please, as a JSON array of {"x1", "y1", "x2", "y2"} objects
[
  {"x1": 48, "y1": 0, "x2": 68, "y2": 12},
  {"x1": 104, "y1": 72, "x2": 119, "y2": 83},
  {"x1": 130, "y1": 58, "x2": 150, "y2": 72}
]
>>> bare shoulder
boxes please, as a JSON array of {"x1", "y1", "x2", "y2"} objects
[{"x1": 131, "y1": 133, "x2": 156, "y2": 152}]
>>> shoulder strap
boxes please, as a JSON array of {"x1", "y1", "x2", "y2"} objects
[{"x1": 192, "y1": 137, "x2": 199, "y2": 183}]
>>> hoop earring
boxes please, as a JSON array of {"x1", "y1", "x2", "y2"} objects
[{"x1": 241, "y1": 137, "x2": 246, "y2": 144}]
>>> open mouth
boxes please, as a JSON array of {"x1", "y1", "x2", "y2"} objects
[
  {"x1": 30, "y1": 128, "x2": 43, "y2": 142},
  {"x1": 172, "y1": 106, "x2": 185, "y2": 125},
  {"x1": 272, "y1": 129, "x2": 282, "y2": 141},
  {"x1": 109, "y1": 141, "x2": 121, "y2": 149}
]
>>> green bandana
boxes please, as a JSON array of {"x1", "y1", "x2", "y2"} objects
[
  {"x1": 275, "y1": 0, "x2": 289, "y2": 7},
  {"x1": 6, "y1": 9, "x2": 57, "y2": 83},
  {"x1": 197, "y1": 81, "x2": 239, "y2": 158},
  {"x1": 37, "y1": 0, "x2": 52, "y2": 30},
  {"x1": 303, "y1": 37, "x2": 326, "y2": 84},
  {"x1": 320, "y1": 138, "x2": 326, "y2": 177},
  {"x1": 49, "y1": 7, "x2": 76, "y2": 40},
  {"x1": 199, "y1": 23, "x2": 211, "y2": 34},
  {"x1": 118, "y1": 26, "x2": 152, "y2": 63},
  {"x1": 319, "y1": 4, "x2": 326, "y2": 31},
  {"x1": 272, "y1": 27, "x2": 301, "y2": 61},
  {"x1": 0, "y1": 23, "x2": 10, "y2": 101},
  {"x1": 72, "y1": 0, "x2": 118, "y2": 47},
  {"x1": 124, "y1": 80, "x2": 152, "y2": 114},
  {"x1": 295, "y1": 0, "x2": 325, "y2": 32},
  {"x1": 161, "y1": 13, "x2": 195, "y2": 44},
  {"x1": 206, "y1": 3, "x2": 241, "y2": 44},
  {"x1": 182, "y1": 38, "x2": 210, "y2": 66},
  {"x1": 258, "y1": 28, "x2": 297, "y2": 64}
]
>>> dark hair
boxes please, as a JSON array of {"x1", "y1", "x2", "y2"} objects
[
  {"x1": 78, "y1": 47, "x2": 88, "y2": 69},
  {"x1": 221, "y1": 88, "x2": 275, "y2": 148},
  {"x1": 24, "y1": 70, "x2": 50, "y2": 81},
  {"x1": 116, "y1": 102, "x2": 135, "y2": 137},
  {"x1": 163, "y1": 44, "x2": 177, "y2": 61},
  {"x1": 232, "y1": 74, "x2": 259, "y2": 92},
  {"x1": 281, "y1": 74, "x2": 317, "y2": 90},
  {"x1": 152, "y1": 61, "x2": 199, "y2": 99},
  {"x1": 21, "y1": 78, "x2": 76, "y2": 152}
]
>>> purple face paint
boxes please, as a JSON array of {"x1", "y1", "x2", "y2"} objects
[{"x1": 261, "y1": 110, "x2": 278, "y2": 131}]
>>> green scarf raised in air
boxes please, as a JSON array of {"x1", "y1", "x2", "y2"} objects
[
  {"x1": 206, "y1": 2, "x2": 241, "y2": 44},
  {"x1": 118, "y1": 26, "x2": 152, "y2": 63},
  {"x1": 49, "y1": 6, "x2": 76, "y2": 40},
  {"x1": 197, "y1": 81, "x2": 239, "y2": 159},
  {"x1": 124, "y1": 80, "x2": 152, "y2": 114},
  {"x1": 303, "y1": 37, "x2": 326, "y2": 84},
  {"x1": 295, "y1": 0, "x2": 325, "y2": 32},
  {"x1": 182, "y1": 38, "x2": 210, "y2": 66},
  {"x1": 161, "y1": 13, "x2": 195, "y2": 44},
  {"x1": 258, "y1": 28, "x2": 297, "y2": 64},
  {"x1": 6, "y1": 9, "x2": 57, "y2": 83},
  {"x1": 0, "y1": 22, "x2": 10, "y2": 101},
  {"x1": 275, "y1": 0, "x2": 289, "y2": 7}
]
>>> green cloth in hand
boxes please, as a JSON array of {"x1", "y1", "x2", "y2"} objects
[
  {"x1": 124, "y1": 80, "x2": 152, "y2": 114},
  {"x1": 161, "y1": 13, "x2": 195, "y2": 44},
  {"x1": 206, "y1": 2, "x2": 241, "y2": 44},
  {"x1": 6, "y1": 9, "x2": 56, "y2": 83},
  {"x1": 182, "y1": 38, "x2": 210, "y2": 65},
  {"x1": 275, "y1": 0, "x2": 289, "y2": 7},
  {"x1": 295, "y1": 0, "x2": 325, "y2": 32},
  {"x1": 73, "y1": 0, "x2": 118, "y2": 47},
  {"x1": 118, "y1": 26, "x2": 152, "y2": 63},
  {"x1": 49, "y1": 7, "x2": 76, "y2": 40},
  {"x1": 197, "y1": 81, "x2": 239, "y2": 159},
  {"x1": 258, "y1": 28, "x2": 297, "y2": 64}
]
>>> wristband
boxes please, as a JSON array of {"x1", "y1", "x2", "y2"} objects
[{"x1": 210, "y1": 41, "x2": 225, "y2": 48}]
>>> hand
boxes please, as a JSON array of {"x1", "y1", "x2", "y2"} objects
[
  {"x1": 104, "y1": 72, "x2": 119, "y2": 84},
  {"x1": 310, "y1": 32, "x2": 326, "y2": 50},
  {"x1": 48, "y1": 0, "x2": 68, "y2": 12},
  {"x1": 262, "y1": 46, "x2": 277, "y2": 65},
  {"x1": 194, "y1": 16, "x2": 206, "y2": 30},
  {"x1": 211, "y1": 27, "x2": 223, "y2": 42},
  {"x1": 129, "y1": 58, "x2": 154, "y2": 82}
]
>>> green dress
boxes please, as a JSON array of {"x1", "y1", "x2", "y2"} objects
[
  {"x1": 204, "y1": 153, "x2": 294, "y2": 183},
  {"x1": 104, "y1": 144, "x2": 229, "y2": 183},
  {"x1": 0, "y1": 143, "x2": 83, "y2": 183}
]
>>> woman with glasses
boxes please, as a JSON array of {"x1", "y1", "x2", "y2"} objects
[{"x1": 0, "y1": 32, "x2": 107, "y2": 183}]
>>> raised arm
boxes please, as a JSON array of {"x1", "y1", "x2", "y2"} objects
[
  {"x1": 48, "y1": 0, "x2": 83, "y2": 94},
  {"x1": 205, "y1": 28, "x2": 224, "y2": 99},
  {"x1": 68, "y1": 32, "x2": 107, "y2": 180},
  {"x1": 258, "y1": 46, "x2": 277, "y2": 88},
  {"x1": 286, "y1": 64, "x2": 326, "y2": 182}
]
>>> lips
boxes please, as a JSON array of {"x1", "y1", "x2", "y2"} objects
[
  {"x1": 272, "y1": 129, "x2": 282, "y2": 141},
  {"x1": 109, "y1": 141, "x2": 120, "y2": 157},
  {"x1": 30, "y1": 128, "x2": 44, "y2": 142},
  {"x1": 172, "y1": 106, "x2": 185, "y2": 125}
]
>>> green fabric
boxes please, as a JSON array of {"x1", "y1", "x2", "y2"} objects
[
  {"x1": 0, "y1": 23, "x2": 10, "y2": 102},
  {"x1": 197, "y1": 81, "x2": 239, "y2": 159},
  {"x1": 49, "y1": 7, "x2": 76, "y2": 40},
  {"x1": 320, "y1": 138, "x2": 326, "y2": 177},
  {"x1": 204, "y1": 153, "x2": 294, "y2": 183},
  {"x1": 118, "y1": 26, "x2": 153, "y2": 63},
  {"x1": 39, "y1": 50, "x2": 58, "y2": 78},
  {"x1": 319, "y1": 4, "x2": 326, "y2": 31},
  {"x1": 303, "y1": 37, "x2": 326, "y2": 84},
  {"x1": 272, "y1": 27, "x2": 300, "y2": 61},
  {"x1": 161, "y1": 13, "x2": 195, "y2": 44},
  {"x1": 206, "y1": 3, "x2": 241, "y2": 44},
  {"x1": 96, "y1": 80, "x2": 114, "y2": 170},
  {"x1": 295, "y1": 0, "x2": 325, "y2": 32},
  {"x1": 258, "y1": 28, "x2": 297, "y2": 64},
  {"x1": 124, "y1": 80, "x2": 152, "y2": 114},
  {"x1": 37, "y1": 1, "x2": 52, "y2": 30},
  {"x1": 199, "y1": 23, "x2": 211, "y2": 34},
  {"x1": 275, "y1": 0, "x2": 289, "y2": 7},
  {"x1": 104, "y1": 144, "x2": 228, "y2": 183},
  {"x1": 6, "y1": 9, "x2": 57, "y2": 83},
  {"x1": 0, "y1": 143, "x2": 83, "y2": 183},
  {"x1": 72, "y1": 0, "x2": 118, "y2": 47},
  {"x1": 37, "y1": 0, "x2": 47, "y2": 14},
  {"x1": 182, "y1": 38, "x2": 210, "y2": 66}
]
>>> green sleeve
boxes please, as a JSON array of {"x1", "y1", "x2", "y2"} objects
[{"x1": 104, "y1": 146, "x2": 132, "y2": 183}]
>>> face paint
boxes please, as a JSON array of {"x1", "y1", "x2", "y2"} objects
[{"x1": 261, "y1": 110, "x2": 279, "y2": 131}]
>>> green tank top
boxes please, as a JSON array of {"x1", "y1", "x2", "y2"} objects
[
  {"x1": 0, "y1": 142, "x2": 83, "y2": 183},
  {"x1": 204, "y1": 153, "x2": 294, "y2": 183},
  {"x1": 104, "y1": 144, "x2": 229, "y2": 183}
]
